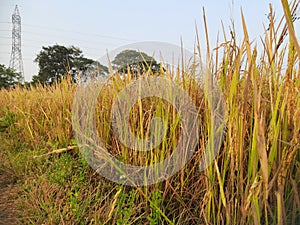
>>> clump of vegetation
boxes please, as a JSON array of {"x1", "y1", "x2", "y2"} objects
[
  {"x1": 0, "y1": 64, "x2": 22, "y2": 89},
  {"x1": 0, "y1": 1, "x2": 299, "y2": 224}
]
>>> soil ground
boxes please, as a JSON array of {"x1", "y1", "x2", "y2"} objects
[{"x1": 0, "y1": 169, "x2": 18, "y2": 225}]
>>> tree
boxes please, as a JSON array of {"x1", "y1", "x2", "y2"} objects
[
  {"x1": 33, "y1": 44, "x2": 107, "y2": 84},
  {"x1": 0, "y1": 64, "x2": 22, "y2": 89},
  {"x1": 112, "y1": 50, "x2": 162, "y2": 77},
  {"x1": 74, "y1": 58, "x2": 109, "y2": 83}
]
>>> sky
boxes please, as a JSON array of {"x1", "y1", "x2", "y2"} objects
[{"x1": 0, "y1": 0, "x2": 299, "y2": 81}]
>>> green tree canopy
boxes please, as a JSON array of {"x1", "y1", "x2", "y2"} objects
[
  {"x1": 112, "y1": 50, "x2": 162, "y2": 76},
  {"x1": 33, "y1": 44, "x2": 108, "y2": 84},
  {"x1": 0, "y1": 64, "x2": 22, "y2": 89}
]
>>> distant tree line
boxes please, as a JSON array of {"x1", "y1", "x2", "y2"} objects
[
  {"x1": 0, "y1": 44, "x2": 162, "y2": 89},
  {"x1": 32, "y1": 44, "x2": 108, "y2": 85}
]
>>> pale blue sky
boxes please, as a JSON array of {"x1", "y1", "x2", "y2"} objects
[{"x1": 0, "y1": 0, "x2": 298, "y2": 81}]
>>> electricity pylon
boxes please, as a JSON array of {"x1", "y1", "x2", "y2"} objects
[{"x1": 9, "y1": 5, "x2": 24, "y2": 82}]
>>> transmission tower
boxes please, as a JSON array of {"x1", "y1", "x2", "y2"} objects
[{"x1": 9, "y1": 5, "x2": 24, "y2": 82}]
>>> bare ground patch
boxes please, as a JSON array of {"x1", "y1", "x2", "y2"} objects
[{"x1": 0, "y1": 169, "x2": 19, "y2": 225}]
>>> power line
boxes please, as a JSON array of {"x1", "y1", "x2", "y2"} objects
[
  {"x1": 22, "y1": 23, "x2": 138, "y2": 42},
  {"x1": 0, "y1": 32, "x2": 123, "y2": 56},
  {"x1": 1, "y1": 26, "x2": 137, "y2": 54},
  {"x1": 0, "y1": 20, "x2": 138, "y2": 42}
]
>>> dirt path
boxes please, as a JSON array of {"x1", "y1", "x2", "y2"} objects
[{"x1": 0, "y1": 170, "x2": 19, "y2": 225}]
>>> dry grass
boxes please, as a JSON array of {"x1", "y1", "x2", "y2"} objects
[{"x1": 0, "y1": 1, "x2": 299, "y2": 224}]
